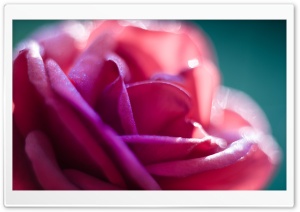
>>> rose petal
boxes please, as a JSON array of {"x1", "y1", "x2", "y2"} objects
[
  {"x1": 13, "y1": 47, "x2": 46, "y2": 136},
  {"x1": 85, "y1": 21, "x2": 122, "y2": 48},
  {"x1": 116, "y1": 21, "x2": 215, "y2": 81},
  {"x1": 25, "y1": 46, "x2": 126, "y2": 188},
  {"x1": 45, "y1": 60, "x2": 126, "y2": 187},
  {"x1": 25, "y1": 131, "x2": 79, "y2": 190},
  {"x1": 96, "y1": 61, "x2": 138, "y2": 135},
  {"x1": 210, "y1": 87, "x2": 271, "y2": 132},
  {"x1": 172, "y1": 85, "x2": 280, "y2": 190},
  {"x1": 64, "y1": 169, "x2": 122, "y2": 190},
  {"x1": 182, "y1": 60, "x2": 220, "y2": 127},
  {"x1": 127, "y1": 81, "x2": 192, "y2": 137},
  {"x1": 68, "y1": 33, "x2": 117, "y2": 106},
  {"x1": 33, "y1": 22, "x2": 83, "y2": 72},
  {"x1": 209, "y1": 87, "x2": 281, "y2": 169},
  {"x1": 122, "y1": 135, "x2": 225, "y2": 165},
  {"x1": 115, "y1": 39, "x2": 160, "y2": 82},
  {"x1": 151, "y1": 60, "x2": 220, "y2": 128},
  {"x1": 153, "y1": 143, "x2": 277, "y2": 190},
  {"x1": 13, "y1": 122, "x2": 41, "y2": 190},
  {"x1": 46, "y1": 59, "x2": 160, "y2": 190},
  {"x1": 94, "y1": 53, "x2": 137, "y2": 135},
  {"x1": 146, "y1": 138, "x2": 254, "y2": 178}
]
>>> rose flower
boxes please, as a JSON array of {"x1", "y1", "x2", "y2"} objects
[{"x1": 13, "y1": 20, "x2": 281, "y2": 190}]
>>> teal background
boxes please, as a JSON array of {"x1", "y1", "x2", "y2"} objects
[{"x1": 13, "y1": 20, "x2": 286, "y2": 190}]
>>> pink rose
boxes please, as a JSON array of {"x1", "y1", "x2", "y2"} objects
[{"x1": 13, "y1": 20, "x2": 280, "y2": 190}]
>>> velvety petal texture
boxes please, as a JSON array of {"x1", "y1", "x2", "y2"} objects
[
  {"x1": 123, "y1": 135, "x2": 224, "y2": 164},
  {"x1": 127, "y1": 81, "x2": 192, "y2": 137},
  {"x1": 25, "y1": 131, "x2": 78, "y2": 190},
  {"x1": 146, "y1": 138, "x2": 254, "y2": 177},
  {"x1": 13, "y1": 123, "x2": 40, "y2": 190},
  {"x1": 13, "y1": 20, "x2": 280, "y2": 190}
]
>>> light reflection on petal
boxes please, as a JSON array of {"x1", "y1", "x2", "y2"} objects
[
  {"x1": 211, "y1": 137, "x2": 227, "y2": 149},
  {"x1": 27, "y1": 41, "x2": 43, "y2": 59},
  {"x1": 188, "y1": 58, "x2": 200, "y2": 69},
  {"x1": 239, "y1": 127, "x2": 262, "y2": 142},
  {"x1": 63, "y1": 22, "x2": 92, "y2": 48},
  {"x1": 258, "y1": 134, "x2": 282, "y2": 165},
  {"x1": 238, "y1": 127, "x2": 281, "y2": 165}
]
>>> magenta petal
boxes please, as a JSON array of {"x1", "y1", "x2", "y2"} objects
[
  {"x1": 68, "y1": 34, "x2": 116, "y2": 106},
  {"x1": 154, "y1": 141, "x2": 277, "y2": 190},
  {"x1": 122, "y1": 135, "x2": 224, "y2": 165},
  {"x1": 146, "y1": 138, "x2": 254, "y2": 177},
  {"x1": 44, "y1": 60, "x2": 126, "y2": 187},
  {"x1": 97, "y1": 73, "x2": 138, "y2": 135},
  {"x1": 115, "y1": 40, "x2": 160, "y2": 82},
  {"x1": 25, "y1": 131, "x2": 78, "y2": 190},
  {"x1": 26, "y1": 42, "x2": 51, "y2": 96},
  {"x1": 95, "y1": 54, "x2": 137, "y2": 135},
  {"x1": 13, "y1": 46, "x2": 46, "y2": 136},
  {"x1": 127, "y1": 81, "x2": 192, "y2": 137},
  {"x1": 46, "y1": 60, "x2": 160, "y2": 190},
  {"x1": 25, "y1": 48, "x2": 126, "y2": 188},
  {"x1": 150, "y1": 60, "x2": 220, "y2": 128},
  {"x1": 13, "y1": 123, "x2": 40, "y2": 190},
  {"x1": 64, "y1": 169, "x2": 122, "y2": 190},
  {"x1": 212, "y1": 86, "x2": 281, "y2": 166}
]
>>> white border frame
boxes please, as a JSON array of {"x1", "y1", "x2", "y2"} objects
[{"x1": 3, "y1": 3, "x2": 294, "y2": 207}]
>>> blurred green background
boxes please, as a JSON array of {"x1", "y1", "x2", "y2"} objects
[{"x1": 13, "y1": 20, "x2": 286, "y2": 190}]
